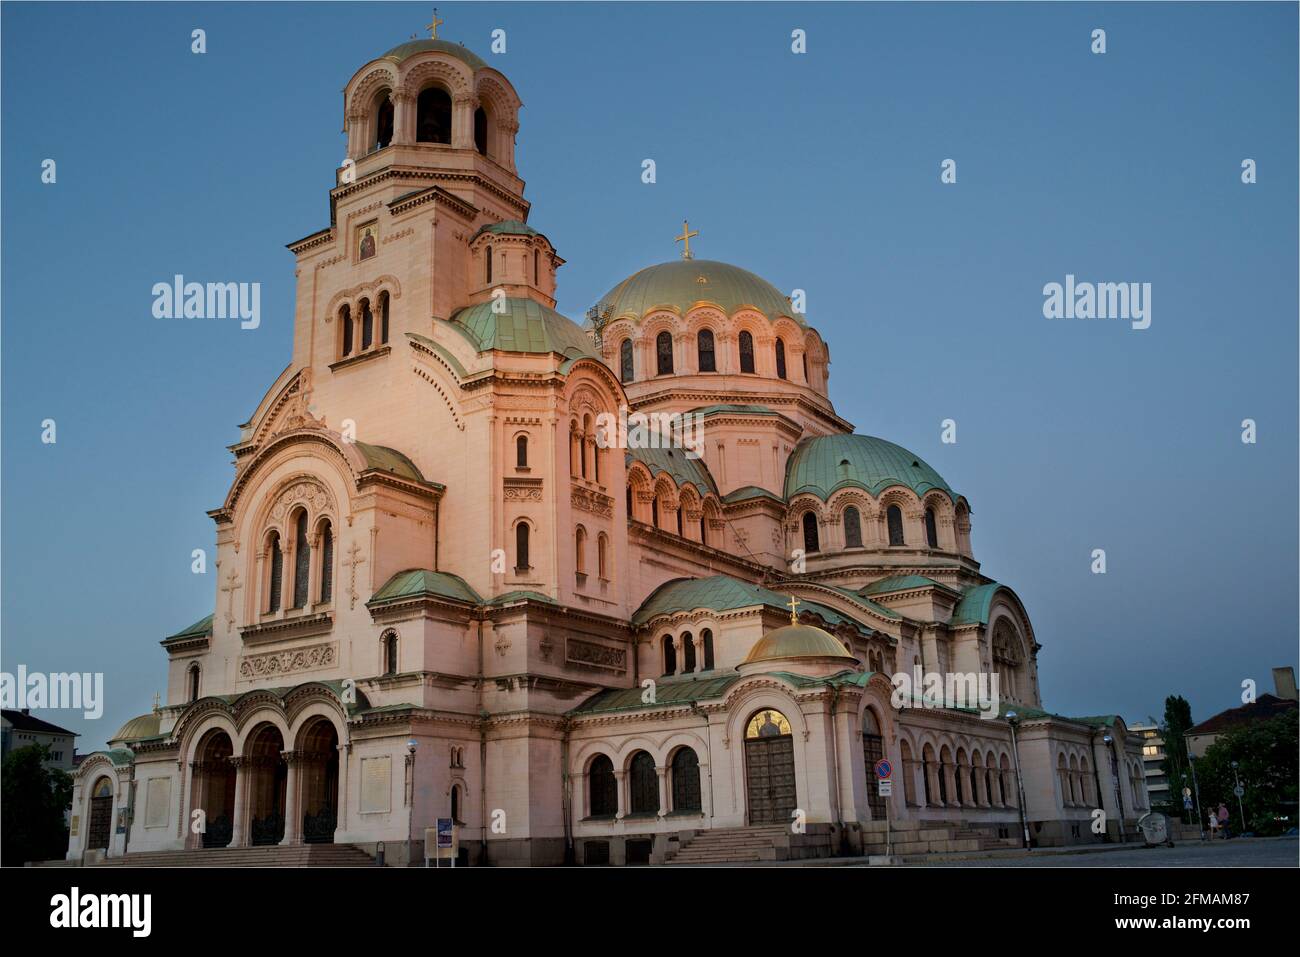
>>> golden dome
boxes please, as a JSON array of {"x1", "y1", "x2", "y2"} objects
[
  {"x1": 109, "y1": 712, "x2": 161, "y2": 744},
  {"x1": 743, "y1": 622, "x2": 857, "y2": 665}
]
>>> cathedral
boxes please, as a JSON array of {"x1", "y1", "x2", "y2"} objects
[{"x1": 66, "y1": 29, "x2": 1149, "y2": 866}]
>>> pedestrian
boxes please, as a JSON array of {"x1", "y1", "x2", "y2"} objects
[
  {"x1": 1207, "y1": 810, "x2": 1219, "y2": 839},
  {"x1": 1217, "y1": 803, "x2": 1231, "y2": 839}
]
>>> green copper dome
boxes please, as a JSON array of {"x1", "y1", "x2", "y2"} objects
[
  {"x1": 596, "y1": 260, "x2": 805, "y2": 326},
  {"x1": 109, "y1": 712, "x2": 161, "y2": 744},
  {"x1": 784, "y1": 434, "x2": 954, "y2": 501},
  {"x1": 450, "y1": 298, "x2": 595, "y2": 358},
  {"x1": 381, "y1": 38, "x2": 489, "y2": 71}
]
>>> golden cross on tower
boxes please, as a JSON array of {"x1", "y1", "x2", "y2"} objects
[
  {"x1": 786, "y1": 595, "x2": 801, "y2": 624},
  {"x1": 675, "y1": 220, "x2": 699, "y2": 260},
  {"x1": 152, "y1": 692, "x2": 161, "y2": 712},
  {"x1": 427, "y1": 9, "x2": 444, "y2": 39}
]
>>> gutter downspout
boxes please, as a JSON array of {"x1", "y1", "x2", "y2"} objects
[
  {"x1": 1089, "y1": 729, "x2": 1110, "y2": 843},
  {"x1": 825, "y1": 684, "x2": 847, "y2": 856},
  {"x1": 476, "y1": 614, "x2": 488, "y2": 866},
  {"x1": 1007, "y1": 715, "x2": 1031, "y2": 849},
  {"x1": 560, "y1": 718, "x2": 575, "y2": 865}
]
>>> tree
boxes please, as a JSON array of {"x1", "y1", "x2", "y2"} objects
[
  {"x1": 1158, "y1": 695, "x2": 1194, "y2": 820},
  {"x1": 1, "y1": 744, "x2": 74, "y2": 865},
  {"x1": 1195, "y1": 711, "x2": 1298, "y2": 836}
]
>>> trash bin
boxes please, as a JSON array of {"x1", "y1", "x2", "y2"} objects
[{"x1": 1137, "y1": 811, "x2": 1174, "y2": 847}]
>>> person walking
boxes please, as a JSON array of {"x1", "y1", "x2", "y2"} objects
[
  {"x1": 1217, "y1": 803, "x2": 1231, "y2": 839},
  {"x1": 1207, "y1": 810, "x2": 1219, "y2": 839}
]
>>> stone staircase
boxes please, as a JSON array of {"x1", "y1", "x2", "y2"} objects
[
  {"x1": 666, "y1": 825, "x2": 793, "y2": 865},
  {"x1": 87, "y1": 843, "x2": 375, "y2": 868}
]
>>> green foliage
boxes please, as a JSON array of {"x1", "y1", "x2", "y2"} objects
[
  {"x1": 1, "y1": 744, "x2": 74, "y2": 865},
  {"x1": 1194, "y1": 711, "x2": 1298, "y2": 836},
  {"x1": 1158, "y1": 695, "x2": 1194, "y2": 820}
]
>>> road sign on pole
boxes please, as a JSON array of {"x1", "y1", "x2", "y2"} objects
[
  {"x1": 878, "y1": 780, "x2": 893, "y2": 797},
  {"x1": 874, "y1": 759, "x2": 892, "y2": 780},
  {"x1": 1233, "y1": 784, "x2": 1244, "y2": 798}
]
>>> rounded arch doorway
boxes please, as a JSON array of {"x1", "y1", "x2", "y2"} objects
[
  {"x1": 743, "y1": 709, "x2": 796, "y2": 825},
  {"x1": 296, "y1": 717, "x2": 340, "y2": 844},
  {"x1": 86, "y1": 777, "x2": 114, "y2": 851}
]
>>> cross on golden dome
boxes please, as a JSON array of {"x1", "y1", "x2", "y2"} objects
[
  {"x1": 427, "y1": 9, "x2": 444, "y2": 39},
  {"x1": 675, "y1": 220, "x2": 699, "y2": 260},
  {"x1": 786, "y1": 595, "x2": 801, "y2": 624}
]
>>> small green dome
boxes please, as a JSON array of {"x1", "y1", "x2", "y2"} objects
[
  {"x1": 381, "y1": 38, "x2": 489, "y2": 72},
  {"x1": 596, "y1": 260, "x2": 805, "y2": 326},
  {"x1": 743, "y1": 623, "x2": 856, "y2": 665},
  {"x1": 784, "y1": 434, "x2": 954, "y2": 501},
  {"x1": 109, "y1": 712, "x2": 161, "y2": 744},
  {"x1": 450, "y1": 298, "x2": 595, "y2": 358}
]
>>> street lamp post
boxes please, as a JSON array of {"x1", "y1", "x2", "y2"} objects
[
  {"x1": 1231, "y1": 761, "x2": 1246, "y2": 834},
  {"x1": 407, "y1": 738, "x2": 418, "y2": 867},
  {"x1": 1187, "y1": 748, "x2": 1205, "y2": 841},
  {"x1": 1006, "y1": 711, "x2": 1031, "y2": 850},
  {"x1": 1103, "y1": 734, "x2": 1126, "y2": 844}
]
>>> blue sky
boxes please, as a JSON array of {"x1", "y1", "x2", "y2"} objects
[{"x1": 2, "y1": 2, "x2": 1296, "y2": 751}]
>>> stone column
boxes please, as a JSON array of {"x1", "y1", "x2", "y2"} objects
[
  {"x1": 452, "y1": 93, "x2": 476, "y2": 149},
  {"x1": 281, "y1": 751, "x2": 301, "y2": 845},
  {"x1": 656, "y1": 766, "x2": 668, "y2": 818},
  {"x1": 614, "y1": 770, "x2": 627, "y2": 821},
  {"x1": 693, "y1": 634, "x2": 706, "y2": 671},
  {"x1": 942, "y1": 763, "x2": 957, "y2": 808},
  {"x1": 187, "y1": 761, "x2": 205, "y2": 849},
  {"x1": 229, "y1": 757, "x2": 248, "y2": 847},
  {"x1": 392, "y1": 92, "x2": 414, "y2": 146},
  {"x1": 926, "y1": 761, "x2": 942, "y2": 807},
  {"x1": 499, "y1": 116, "x2": 518, "y2": 169}
]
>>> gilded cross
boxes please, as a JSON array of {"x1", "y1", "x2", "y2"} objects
[
  {"x1": 786, "y1": 595, "x2": 801, "y2": 624},
  {"x1": 343, "y1": 542, "x2": 367, "y2": 609},
  {"x1": 152, "y1": 692, "x2": 161, "y2": 712},
  {"x1": 220, "y1": 567, "x2": 242, "y2": 627},
  {"x1": 675, "y1": 220, "x2": 699, "y2": 260},
  {"x1": 427, "y1": 9, "x2": 444, "y2": 39}
]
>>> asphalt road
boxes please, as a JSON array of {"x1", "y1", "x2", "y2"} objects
[{"x1": 926, "y1": 836, "x2": 1298, "y2": 867}]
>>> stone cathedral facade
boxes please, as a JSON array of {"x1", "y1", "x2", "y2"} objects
[{"x1": 67, "y1": 32, "x2": 1147, "y2": 866}]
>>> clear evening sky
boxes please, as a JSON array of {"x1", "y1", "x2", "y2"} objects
[{"x1": 2, "y1": 2, "x2": 1296, "y2": 751}]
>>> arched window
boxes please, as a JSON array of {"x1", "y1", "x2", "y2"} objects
[
  {"x1": 843, "y1": 506, "x2": 862, "y2": 549},
  {"x1": 656, "y1": 331, "x2": 673, "y2": 375},
  {"x1": 588, "y1": 755, "x2": 617, "y2": 817},
  {"x1": 373, "y1": 93, "x2": 394, "y2": 151},
  {"x1": 318, "y1": 520, "x2": 333, "y2": 603},
  {"x1": 360, "y1": 297, "x2": 373, "y2": 351},
  {"x1": 681, "y1": 631, "x2": 695, "y2": 673},
  {"x1": 862, "y1": 709, "x2": 886, "y2": 820},
  {"x1": 662, "y1": 634, "x2": 676, "y2": 675},
  {"x1": 738, "y1": 330, "x2": 755, "y2": 373},
  {"x1": 485, "y1": 244, "x2": 493, "y2": 284},
  {"x1": 516, "y1": 434, "x2": 528, "y2": 468},
  {"x1": 515, "y1": 522, "x2": 530, "y2": 571},
  {"x1": 629, "y1": 751, "x2": 657, "y2": 815},
  {"x1": 416, "y1": 86, "x2": 452, "y2": 144},
  {"x1": 925, "y1": 507, "x2": 939, "y2": 548},
  {"x1": 887, "y1": 504, "x2": 905, "y2": 546},
  {"x1": 625, "y1": 484, "x2": 633, "y2": 518},
  {"x1": 775, "y1": 338, "x2": 787, "y2": 379},
  {"x1": 575, "y1": 525, "x2": 587, "y2": 575},
  {"x1": 697, "y1": 329, "x2": 716, "y2": 372},
  {"x1": 383, "y1": 630, "x2": 399, "y2": 675},
  {"x1": 702, "y1": 629, "x2": 714, "y2": 670},
  {"x1": 597, "y1": 533, "x2": 608, "y2": 579},
  {"x1": 802, "y1": 353, "x2": 809, "y2": 383},
  {"x1": 292, "y1": 511, "x2": 310, "y2": 609},
  {"x1": 340, "y1": 305, "x2": 352, "y2": 357},
  {"x1": 533, "y1": 249, "x2": 540, "y2": 285},
  {"x1": 473, "y1": 106, "x2": 488, "y2": 156},
  {"x1": 267, "y1": 531, "x2": 283, "y2": 612},
  {"x1": 450, "y1": 782, "x2": 461, "y2": 823},
  {"x1": 619, "y1": 339, "x2": 634, "y2": 383},
  {"x1": 651, "y1": 496, "x2": 660, "y2": 528},
  {"x1": 802, "y1": 511, "x2": 820, "y2": 553},
  {"x1": 187, "y1": 664, "x2": 201, "y2": 703},
  {"x1": 671, "y1": 748, "x2": 702, "y2": 812},
  {"x1": 379, "y1": 291, "x2": 390, "y2": 345}
]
